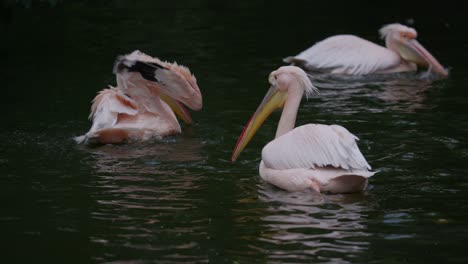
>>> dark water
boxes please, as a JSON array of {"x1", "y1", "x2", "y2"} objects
[{"x1": 2, "y1": 1, "x2": 468, "y2": 263}]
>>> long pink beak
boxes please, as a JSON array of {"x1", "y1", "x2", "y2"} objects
[{"x1": 401, "y1": 39, "x2": 448, "y2": 77}]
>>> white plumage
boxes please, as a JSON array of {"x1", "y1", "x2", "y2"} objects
[
  {"x1": 285, "y1": 35, "x2": 402, "y2": 75},
  {"x1": 88, "y1": 88, "x2": 138, "y2": 128},
  {"x1": 232, "y1": 66, "x2": 375, "y2": 194},
  {"x1": 379, "y1": 23, "x2": 416, "y2": 39},
  {"x1": 260, "y1": 124, "x2": 375, "y2": 193},
  {"x1": 284, "y1": 23, "x2": 448, "y2": 77},
  {"x1": 262, "y1": 124, "x2": 371, "y2": 171},
  {"x1": 76, "y1": 50, "x2": 202, "y2": 144}
]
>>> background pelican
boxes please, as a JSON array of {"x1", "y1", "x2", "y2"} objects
[
  {"x1": 284, "y1": 23, "x2": 448, "y2": 77},
  {"x1": 232, "y1": 66, "x2": 375, "y2": 194},
  {"x1": 76, "y1": 50, "x2": 202, "y2": 144}
]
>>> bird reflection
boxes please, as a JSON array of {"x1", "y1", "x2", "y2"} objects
[
  {"x1": 257, "y1": 183, "x2": 372, "y2": 262},
  {"x1": 78, "y1": 135, "x2": 207, "y2": 261},
  {"x1": 79, "y1": 135, "x2": 205, "y2": 174},
  {"x1": 308, "y1": 72, "x2": 436, "y2": 114}
]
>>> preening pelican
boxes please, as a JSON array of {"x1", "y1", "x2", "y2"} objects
[
  {"x1": 76, "y1": 50, "x2": 202, "y2": 144},
  {"x1": 232, "y1": 66, "x2": 375, "y2": 194},
  {"x1": 284, "y1": 23, "x2": 448, "y2": 77}
]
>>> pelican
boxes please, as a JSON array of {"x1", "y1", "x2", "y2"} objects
[
  {"x1": 231, "y1": 66, "x2": 375, "y2": 194},
  {"x1": 284, "y1": 23, "x2": 448, "y2": 77},
  {"x1": 75, "y1": 50, "x2": 202, "y2": 144}
]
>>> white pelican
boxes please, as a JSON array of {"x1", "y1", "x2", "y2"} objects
[
  {"x1": 284, "y1": 23, "x2": 448, "y2": 77},
  {"x1": 76, "y1": 50, "x2": 202, "y2": 144},
  {"x1": 231, "y1": 66, "x2": 375, "y2": 194}
]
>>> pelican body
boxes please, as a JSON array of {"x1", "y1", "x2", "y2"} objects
[
  {"x1": 284, "y1": 23, "x2": 448, "y2": 77},
  {"x1": 76, "y1": 50, "x2": 202, "y2": 144},
  {"x1": 232, "y1": 66, "x2": 375, "y2": 194}
]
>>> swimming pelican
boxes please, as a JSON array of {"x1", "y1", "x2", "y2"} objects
[
  {"x1": 284, "y1": 23, "x2": 448, "y2": 77},
  {"x1": 232, "y1": 66, "x2": 375, "y2": 193},
  {"x1": 76, "y1": 50, "x2": 202, "y2": 144}
]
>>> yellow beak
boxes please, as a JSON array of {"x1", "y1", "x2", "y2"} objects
[
  {"x1": 399, "y1": 39, "x2": 448, "y2": 76},
  {"x1": 160, "y1": 93, "x2": 193, "y2": 125},
  {"x1": 231, "y1": 86, "x2": 287, "y2": 162}
]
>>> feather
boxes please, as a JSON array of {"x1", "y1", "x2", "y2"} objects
[
  {"x1": 113, "y1": 50, "x2": 198, "y2": 92},
  {"x1": 285, "y1": 35, "x2": 402, "y2": 75},
  {"x1": 261, "y1": 124, "x2": 372, "y2": 171},
  {"x1": 88, "y1": 88, "x2": 138, "y2": 132},
  {"x1": 379, "y1": 23, "x2": 417, "y2": 39},
  {"x1": 113, "y1": 50, "x2": 201, "y2": 110}
]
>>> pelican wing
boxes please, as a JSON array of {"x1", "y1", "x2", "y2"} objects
[
  {"x1": 89, "y1": 88, "x2": 138, "y2": 131},
  {"x1": 114, "y1": 50, "x2": 199, "y2": 94},
  {"x1": 114, "y1": 50, "x2": 201, "y2": 110},
  {"x1": 284, "y1": 35, "x2": 401, "y2": 75},
  {"x1": 262, "y1": 124, "x2": 371, "y2": 171}
]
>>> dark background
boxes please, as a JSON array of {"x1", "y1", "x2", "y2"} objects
[{"x1": 1, "y1": 1, "x2": 468, "y2": 263}]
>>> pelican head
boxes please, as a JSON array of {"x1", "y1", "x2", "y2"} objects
[
  {"x1": 379, "y1": 23, "x2": 448, "y2": 76},
  {"x1": 232, "y1": 66, "x2": 318, "y2": 161},
  {"x1": 114, "y1": 50, "x2": 202, "y2": 124}
]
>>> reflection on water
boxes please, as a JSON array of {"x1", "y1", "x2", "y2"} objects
[
  {"x1": 73, "y1": 132, "x2": 376, "y2": 263},
  {"x1": 80, "y1": 136, "x2": 205, "y2": 174},
  {"x1": 255, "y1": 184, "x2": 371, "y2": 263},
  {"x1": 78, "y1": 137, "x2": 209, "y2": 263},
  {"x1": 308, "y1": 72, "x2": 435, "y2": 114}
]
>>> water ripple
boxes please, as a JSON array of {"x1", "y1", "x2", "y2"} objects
[{"x1": 238, "y1": 184, "x2": 374, "y2": 263}]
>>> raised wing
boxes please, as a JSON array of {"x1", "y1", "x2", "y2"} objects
[
  {"x1": 284, "y1": 35, "x2": 401, "y2": 75},
  {"x1": 88, "y1": 88, "x2": 138, "y2": 132},
  {"x1": 113, "y1": 50, "x2": 202, "y2": 110},
  {"x1": 262, "y1": 124, "x2": 372, "y2": 171}
]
